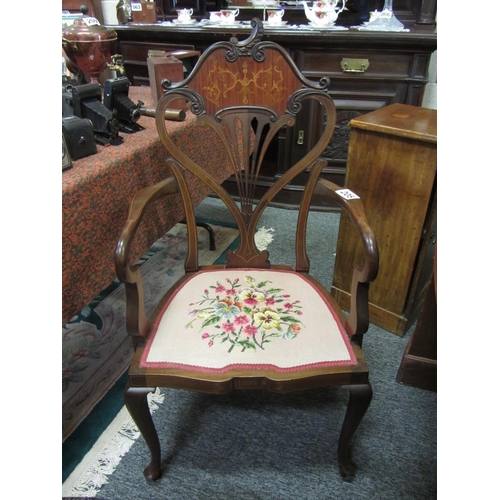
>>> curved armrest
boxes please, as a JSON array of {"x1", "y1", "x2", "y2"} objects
[
  {"x1": 314, "y1": 177, "x2": 379, "y2": 339},
  {"x1": 115, "y1": 175, "x2": 180, "y2": 280},
  {"x1": 115, "y1": 175, "x2": 180, "y2": 344}
]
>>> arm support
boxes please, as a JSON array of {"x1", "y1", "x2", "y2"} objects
[
  {"x1": 115, "y1": 175, "x2": 180, "y2": 345},
  {"x1": 314, "y1": 177, "x2": 379, "y2": 340}
]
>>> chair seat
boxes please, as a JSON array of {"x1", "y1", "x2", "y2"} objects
[{"x1": 140, "y1": 268, "x2": 356, "y2": 374}]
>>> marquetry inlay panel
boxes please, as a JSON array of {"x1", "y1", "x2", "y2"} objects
[{"x1": 188, "y1": 48, "x2": 302, "y2": 116}]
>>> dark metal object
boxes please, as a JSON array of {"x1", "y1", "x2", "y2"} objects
[
  {"x1": 62, "y1": 116, "x2": 97, "y2": 160},
  {"x1": 103, "y1": 76, "x2": 145, "y2": 133},
  {"x1": 72, "y1": 83, "x2": 122, "y2": 145},
  {"x1": 62, "y1": 133, "x2": 73, "y2": 170}
]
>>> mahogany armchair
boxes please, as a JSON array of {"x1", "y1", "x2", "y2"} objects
[{"x1": 115, "y1": 19, "x2": 379, "y2": 482}]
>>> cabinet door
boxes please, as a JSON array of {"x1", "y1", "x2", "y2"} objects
[{"x1": 321, "y1": 79, "x2": 409, "y2": 176}]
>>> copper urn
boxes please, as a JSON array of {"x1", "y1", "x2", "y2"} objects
[{"x1": 62, "y1": 7, "x2": 118, "y2": 83}]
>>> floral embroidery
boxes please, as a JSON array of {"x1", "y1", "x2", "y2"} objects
[{"x1": 186, "y1": 275, "x2": 303, "y2": 352}]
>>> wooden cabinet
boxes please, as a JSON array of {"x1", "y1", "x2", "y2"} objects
[
  {"x1": 118, "y1": 41, "x2": 199, "y2": 86},
  {"x1": 331, "y1": 104, "x2": 436, "y2": 336}
]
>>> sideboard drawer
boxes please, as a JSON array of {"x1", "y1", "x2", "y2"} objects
[{"x1": 298, "y1": 51, "x2": 415, "y2": 80}]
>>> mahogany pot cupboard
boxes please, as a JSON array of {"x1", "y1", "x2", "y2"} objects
[{"x1": 331, "y1": 103, "x2": 436, "y2": 337}]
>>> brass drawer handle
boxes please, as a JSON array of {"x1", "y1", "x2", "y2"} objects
[{"x1": 341, "y1": 58, "x2": 370, "y2": 73}]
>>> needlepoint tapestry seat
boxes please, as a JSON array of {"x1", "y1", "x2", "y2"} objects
[
  {"x1": 115, "y1": 18, "x2": 379, "y2": 482},
  {"x1": 142, "y1": 269, "x2": 356, "y2": 373}
]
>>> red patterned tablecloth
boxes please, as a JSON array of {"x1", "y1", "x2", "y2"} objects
[{"x1": 62, "y1": 86, "x2": 232, "y2": 325}]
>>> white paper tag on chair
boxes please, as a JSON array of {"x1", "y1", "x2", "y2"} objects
[{"x1": 336, "y1": 189, "x2": 360, "y2": 200}]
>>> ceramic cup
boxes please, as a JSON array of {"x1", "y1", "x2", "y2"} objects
[
  {"x1": 220, "y1": 9, "x2": 239, "y2": 23},
  {"x1": 177, "y1": 8, "x2": 193, "y2": 22},
  {"x1": 209, "y1": 11, "x2": 222, "y2": 22},
  {"x1": 267, "y1": 9, "x2": 284, "y2": 25}
]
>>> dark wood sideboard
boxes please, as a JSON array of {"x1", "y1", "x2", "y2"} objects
[{"x1": 102, "y1": 0, "x2": 436, "y2": 209}]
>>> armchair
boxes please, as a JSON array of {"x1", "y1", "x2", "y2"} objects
[{"x1": 115, "y1": 19, "x2": 379, "y2": 482}]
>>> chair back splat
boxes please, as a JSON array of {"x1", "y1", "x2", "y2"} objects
[
  {"x1": 155, "y1": 18, "x2": 335, "y2": 270},
  {"x1": 115, "y1": 18, "x2": 379, "y2": 483}
]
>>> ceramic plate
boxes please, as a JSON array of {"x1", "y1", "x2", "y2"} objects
[
  {"x1": 263, "y1": 21, "x2": 288, "y2": 27},
  {"x1": 172, "y1": 19, "x2": 198, "y2": 25},
  {"x1": 308, "y1": 21, "x2": 336, "y2": 28},
  {"x1": 213, "y1": 20, "x2": 241, "y2": 26},
  {"x1": 252, "y1": 0, "x2": 279, "y2": 7},
  {"x1": 306, "y1": 22, "x2": 348, "y2": 30}
]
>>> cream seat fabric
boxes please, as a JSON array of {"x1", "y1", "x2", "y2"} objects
[{"x1": 141, "y1": 269, "x2": 356, "y2": 373}]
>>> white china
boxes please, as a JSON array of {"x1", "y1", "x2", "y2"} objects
[
  {"x1": 177, "y1": 8, "x2": 193, "y2": 22},
  {"x1": 267, "y1": 9, "x2": 285, "y2": 25},
  {"x1": 219, "y1": 9, "x2": 239, "y2": 24},
  {"x1": 252, "y1": 0, "x2": 279, "y2": 6},
  {"x1": 172, "y1": 18, "x2": 197, "y2": 24},
  {"x1": 209, "y1": 11, "x2": 222, "y2": 22},
  {"x1": 263, "y1": 20, "x2": 288, "y2": 26},
  {"x1": 308, "y1": 10, "x2": 334, "y2": 26},
  {"x1": 302, "y1": 0, "x2": 345, "y2": 26}
]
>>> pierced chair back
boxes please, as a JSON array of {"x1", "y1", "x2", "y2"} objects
[{"x1": 155, "y1": 19, "x2": 336, "y2": 272}]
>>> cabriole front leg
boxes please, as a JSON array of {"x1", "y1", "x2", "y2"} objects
[
  {"x1": 338, "y1": 382, "x2": 373, "y2": 478},
  {"x1": 124, "y1": 385, "x2": 162, "y2": 481}
]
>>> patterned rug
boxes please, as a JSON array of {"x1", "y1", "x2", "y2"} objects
[{"x1": 62, "y1": 221, "x2": 241, "y2": 442}]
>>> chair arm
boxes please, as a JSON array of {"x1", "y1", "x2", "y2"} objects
[
  {"x1": 314, "y1": 177, "x2": 379, "y2": 339},
  {"x1": 114, "y1": 175, "x2": 180, "y2": 343},
  {"x1": 115, "y1": 175, "x2": 180, "y2": 281}
]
